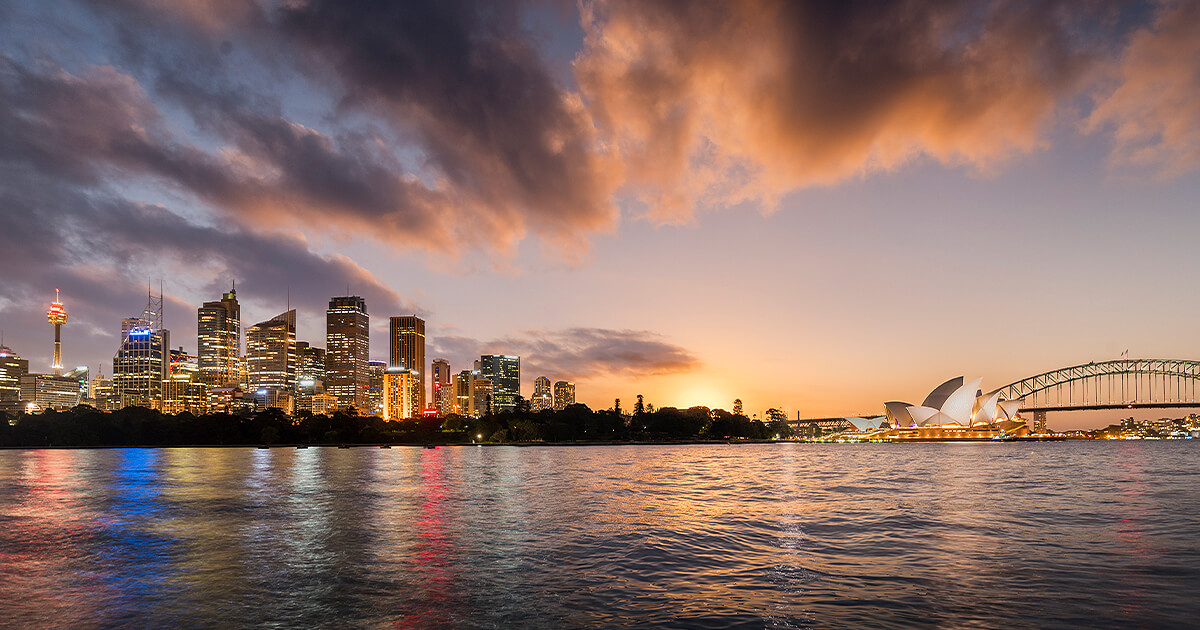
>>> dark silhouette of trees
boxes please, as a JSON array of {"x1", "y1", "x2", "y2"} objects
[{"x1": 0, "y1": 400, "x2": 791, "y2": 447}]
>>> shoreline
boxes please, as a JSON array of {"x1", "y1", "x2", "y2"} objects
[{"x1": 0, "y1": 437, "x2": 1118, "y2": 450}]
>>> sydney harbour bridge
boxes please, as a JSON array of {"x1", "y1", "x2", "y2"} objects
[{"x1": 989, "y1": 359, "x2": 1200, "y2": 413}]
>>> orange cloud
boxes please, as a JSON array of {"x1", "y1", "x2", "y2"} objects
[
  {"x1": 576, "y1": 0, "x2": 1094, "y2": 222},
  {"x1": 1088, "y1": 1, "x2": 1200, "y2": 178}
]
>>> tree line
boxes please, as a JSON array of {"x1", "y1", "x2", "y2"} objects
[{"x1": 0, "y1": 400, "x2": 793, "y2": 447}]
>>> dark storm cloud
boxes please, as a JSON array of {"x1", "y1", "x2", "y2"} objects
[
  {"x1": 73, "y1": 0, "x2": 621, "y2": 255},
  {"x1": 275, "y1": 1, "x2": 621, "y2": 243},
  {"x1": 432, "y1": 328, "x2": 700, "y2": 381}
]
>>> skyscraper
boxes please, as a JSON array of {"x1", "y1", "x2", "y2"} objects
[
  {"x1": 472, "y1": 374, "x2": 492, "y2": 417},
  {"x1": 295, "y1": 342, "x2": 326, "y2": 385},
  {"x1": 162, "y1": 347, "x2": 206, "y2": 415},
  {"x1": 431, "y1": 358, "x2": 452, "y2": 416},
  {"x1": 113, "y1": 291, "x2": 169, "y2": 408},
  {"x1": 246, "y1": 310, "x2": 296, "y2": 391},
  {"x1": 294, "y1": 341, "x2": 326, "y2": 414},
  {"x1": 0, "y1": 346, "x2": 29, "y2": 404},
  {"x1": 478, "y1": 355, "x2": 520, "y2": 412},
  {"x1": 326, "y1": 296, "x2": 369, "y2": 410},
  {"x1": 367, "y1": 360, "x2": 387, "y2": 416},
  {"x1": 553, "y1": 381, "x2": 575, "y2": 410},
  {"x1": 382, "y1": 367, "x2": 419, "y2": 420},
  {"x1": 453, "y1": 369, "x2": 492, "y2": 417},
  {"x1": 532, "y1": 376, "x2": 552, "y2": 412},
  {"x1": 453, "y1": 370, "x2": 472, "y2": 416},
  {"x1": 197, "y1": 286, "x2": 240, "y2": 387},
  {"x1": 389, "y1": 316, "x2": 425, "y2": 411}
]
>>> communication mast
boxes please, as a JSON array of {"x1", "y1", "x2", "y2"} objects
[{"x1": 47, "y1": 288, "x2": 68, "y2": 376}]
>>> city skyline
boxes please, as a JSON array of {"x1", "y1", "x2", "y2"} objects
[{"x1": 3, "y1": 2, "x2": 1200, "y2": 430}]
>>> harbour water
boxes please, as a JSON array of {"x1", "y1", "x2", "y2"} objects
[{"x1": 1, "y1": 442, "x2": 1197, "y2": 628}]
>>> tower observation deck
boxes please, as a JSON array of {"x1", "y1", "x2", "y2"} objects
[{"x1": 47, "y1": 289, "x2": 67, "y2": 376}]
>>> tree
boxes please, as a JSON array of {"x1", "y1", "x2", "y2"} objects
[
  {"x1": 634, "y1": 394, "x2": 645, "y2": 416},
  {"x1": 733, "y1": 399, "x2": 744, "y2": 416},
  {"x1": 765, "y1": 408, "x2": 792, "y2": 439},
  {"x1": 614, "y1": 398, "x2": 621, "y2": 414}
]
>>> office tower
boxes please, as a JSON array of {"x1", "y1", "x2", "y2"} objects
[
  {"x1": 295, "y1": 342, "x2": 326, "y2": 385},
  {"x1": 367, "y1": 360, "x2": 387, "y2": 416},
  {"x1": 431, "y1": 358, "x2": 451, "y2": 416},
  {"x1": 389, "y1": 316, "x2": 425, "y2": 411},
  {"x1": 553, "y1": 381, "x2": 575, "y2": 410},
  {"x1": 246, "y1": 310, "x2": 297, "y2": 391},
  {"x1": 19, "y1": 373, "x2": 80, "y2": 410},
  {"x1": 532, "y1": 376, "x2": 552, "y2": 412},
  {"x1": 113, "y1": 291, "x2": 169, "y2": 408},
  {"x1": 88, "y1": 366, "x2": 116, "y2": 411},
  {"x1": 0, "y1": 346, "x2": 29, "y2": 403},
  {"x1": 161, "y1": 348, "x2": 205, "y2": 415},
  {"x1": 477, "y1": 355, "x2": 519, "y2": 412},
  {"x1": 197, "y1": 285, "x2": 241, "y2": 387},
  {"x1": 47, "y1": 289, "x2": 67, "y2": 376},
  {"x1": 454, "y1": 370, "x2": 472, "y2": 416},
  {"x1": 326, "y1": 296, "x2": 369, "y2": 410},
  {"x1": 62, "y1": 366, "x2": 89, "y2": 404},
  {"x1": 383, "y1": 367, "x2": 419, "y2": 420},
  {"x1": 472, "y1": 375, "x2": 492, "y2": 417}
]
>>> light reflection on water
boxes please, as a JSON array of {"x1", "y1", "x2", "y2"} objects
[{"x1": 1, "y1": 442, "x2": 1198, "y2": 628}]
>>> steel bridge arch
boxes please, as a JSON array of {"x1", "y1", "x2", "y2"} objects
[{"x1": 988, "y1": 359, "x2": 1200, "y2": 403}]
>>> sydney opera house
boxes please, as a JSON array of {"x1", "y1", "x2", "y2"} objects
[{"x1": 878, "y1": 377, "x2": 1030, "y2": 440}]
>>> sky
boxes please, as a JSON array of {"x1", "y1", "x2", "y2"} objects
[{"x1": 3, "y1": 0, "x2": 1200, "y2": 430}]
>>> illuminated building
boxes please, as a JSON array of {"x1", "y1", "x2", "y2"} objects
[
  {"x1": 207, "y1": 386, "x2": 248, "y2": 414},
  {"x1": 553, "y1": 381, "x2": 575, "y2": 410},
  {"x1": 367, "y1": 360, "x2": 387, "y2": 416},
  {"x1": 19, "y1": 373, "x2": 80, "y2": 410},
  {"x1": 0, "y1": 346, "x2": 29, "y2": 404},
  {"x1": 294, "y1": 342, "x2": 326, "y2": 414},
  {"x1": 88, "y1": 365, "x2": 116, "y2": 411},
  {"x1": 253, "y1": 387, "x2": 294, "y2": 414},
  {"x1": 162, "y1": 348, "x2": 205, "y2": 415},
  {"x1": 532, "y1": 376, "x2": 552, "y2": 412},
  {"x1": 197, "y1": 285, "x2": 240, "y2": 387},
  {"x1": 478, "y1": 355, "x2": 519, "y2": 412},
  {"x1": 311, "y1": 392, "x2": 337, "y2": 415},
  {"x1": 326, "y1": 296, "x2": 369, "y2": 410},
  {"x1": 62, "y1": 366, "x2": 89, "y2": 404},
  {"x1": 295, "y1": 342, "x2": 326, "y2": 385},
  {"x1": 46, "y1": 289, "x2": 67, "y2": 376},
  {"x1": 1033, "y1": 411, "x2": 1048, "y2": 434},
  {"x1": 453, "y1": 370, "x2": 471, "y2": 415},
  {"x1": 246, "y1": 310, "x2": 297, "y2": 391},
  {"x1": 472, "y1": 375, "x2": 492, "y2": 417},
  {"x1": 879, "y1": 377, "x2": 1029, "y2": 440},
  {"x1": 113, "y1": 291, "x2": 169, "y2": 408},
  {"x1": 382, "y1": 367, "x2": 419, "y2": 420},
  {"x1": 453, "y1": 369, "x2": 492, "y2": 417},
  {"x1": 431, "y1": 358, "x2": 452, "y2": 416},
  {"x1": 389, "y1": 316, "x2": 425, "y2": 411}
]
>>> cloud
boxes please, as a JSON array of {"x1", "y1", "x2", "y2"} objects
[
  {"x1": 575, "y1": 0, "x2": 1104, "y2": 222},
  {"x1": 69, "y1": 0, "x2": 623, "y2": 259},
  {"x1": 1087, "y1": 1, "x2": 1200, "y2": 178},
  {"x1": 431, "y1": 328, "x2": 700, "y2": 382}
]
